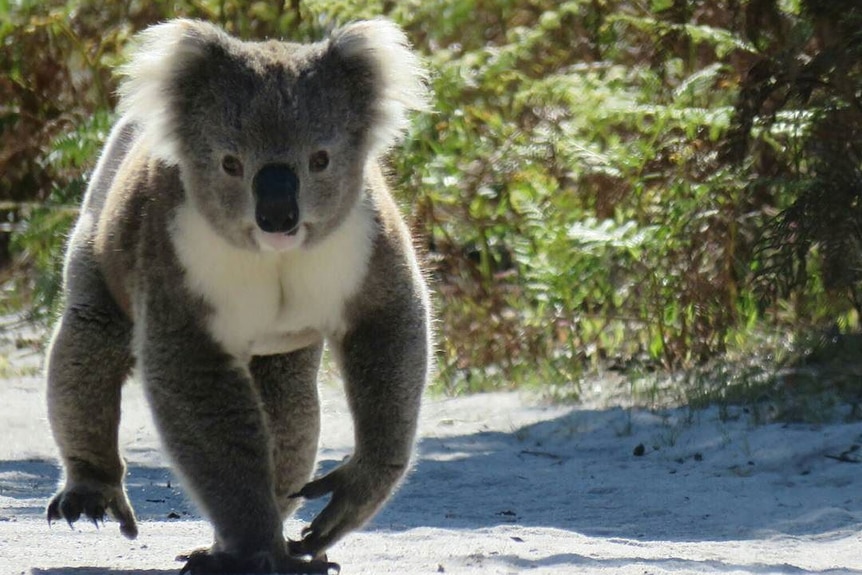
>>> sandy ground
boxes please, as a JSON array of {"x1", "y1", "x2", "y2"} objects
[{"x1": 1, "y1": 318, "x2": 862, "y2": 574}]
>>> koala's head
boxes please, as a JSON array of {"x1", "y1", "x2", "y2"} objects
[{"x1": 118, "y1": 19, "x2": 429, "y2": 252}]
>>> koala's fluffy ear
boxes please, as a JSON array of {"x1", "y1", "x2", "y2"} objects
[
  {"x1": 328, "y1": 19, "x2": 431, "y2": 154},
  {"x1": 117, "y1": 19, "x2": 228, "y2": 164}
]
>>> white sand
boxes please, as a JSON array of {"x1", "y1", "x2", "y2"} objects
[{"x1": 1, "y1": 323, "x2": 861, "y2": 574}]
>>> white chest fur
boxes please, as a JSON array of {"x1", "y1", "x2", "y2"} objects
[{"x1": 170, "y1": 200, "x2": 374, "y2": 359}]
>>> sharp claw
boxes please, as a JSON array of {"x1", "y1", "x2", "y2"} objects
[
  {"x1": 179, "y1": 553, "x2": 202, "y2": 575},
  {"x1": 292, "y1": 475, "x2": 337, "y2": 501},
  {"x1": 60, "y1": 498, "x2": 82, "y2": 524},
  {"x1": 292, "y1": 482, "x2": 317, "y2": 499},
  {"x1": 47, "y1": 500, "x2": 60, "y2": 525}
]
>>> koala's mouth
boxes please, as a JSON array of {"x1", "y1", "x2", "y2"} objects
[{"x1": 254, "y1": 223, "x2": 307, "y2": 252}]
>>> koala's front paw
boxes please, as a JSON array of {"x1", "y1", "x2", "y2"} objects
[
  {"x1": 47, "y1": 482, "x2": 138, "y2": 539},
  {"x1": 178, "y1": 547, "x2": 339, "y2": 574},
  {"x1": 290, "y1": 460, "x2": 406, "y2": 558}
]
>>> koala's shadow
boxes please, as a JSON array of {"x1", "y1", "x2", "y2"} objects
[
  {"x1": 365, "y1": 408, "x2": 862, "y2": 544},
  {"x1": 0, "y1": 458, "x2": 59, "y2": 515},
  {"x1": 32, "y1": 569, "x2": 175, "y2": 575},
  {"x1": 0, "y1": 458, "x2": 192, "y2": 521},
  {"x1": 7, "y1": 409, "x2": 861, "y2": 547}
]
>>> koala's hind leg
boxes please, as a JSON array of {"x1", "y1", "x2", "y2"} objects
[
  {"x1": 249, "y1": 344, "x2": 323, "y2": 520},
  {"x1": 46, "y1": 286, "x2": 137, "y2": 538}
]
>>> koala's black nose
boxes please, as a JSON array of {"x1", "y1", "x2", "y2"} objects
[{"x1": 252, "y1": 163, "x2": 300, "y2": 233}]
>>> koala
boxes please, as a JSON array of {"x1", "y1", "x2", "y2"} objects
[{"x1": 45, "y1": 18, "x2": 431, "y2": 575}]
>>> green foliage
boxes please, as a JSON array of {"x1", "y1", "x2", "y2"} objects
[
  {"x1": 395, "y1": 0, "x2": 764, "y2": 390},
  {"x1": 2, "y1": 0, "x2": 861, "y2": 400},
  {"x1": 7, "y1": 109, "x2": 112, "y2": 318}
]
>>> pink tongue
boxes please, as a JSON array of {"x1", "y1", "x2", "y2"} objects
[{"x1": 260, "y1": 231, "x2": 301, "y2": 251}]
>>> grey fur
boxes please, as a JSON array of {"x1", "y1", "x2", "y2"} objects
[{"x1": 46, "y1": 19, "x2": 431, "y2": 575}]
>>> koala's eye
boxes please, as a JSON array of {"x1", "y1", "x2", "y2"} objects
[
  {"x1": 309, "y1": 150, "x2": 330, "y2": 173},
  {"x1": 221, "y1": 155, "x2": 244, "y2": 177}
]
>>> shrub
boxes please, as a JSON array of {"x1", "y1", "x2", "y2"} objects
[{"x1": 3, "y1": 0, "x2": 861, "y2": 397}]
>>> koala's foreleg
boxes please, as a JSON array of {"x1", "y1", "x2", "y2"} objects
[
  {"x1": 46, "y1": 289, "x2": 137, "y2": 538},
  {"x1": 138, "y1": 318, "x2": 282, "y2": 559},
  {"x1": 140, "y1": 322, "x2": 337, "y2": 574},
  {"x1": 292, "y1": 299, "x2": 428, "y2": 557},
  {"x1": 249, "y1": 345, "x2": 323, "y2": 519}
]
